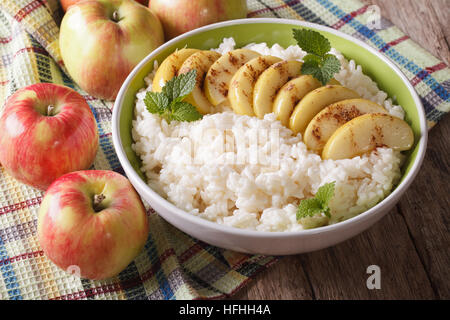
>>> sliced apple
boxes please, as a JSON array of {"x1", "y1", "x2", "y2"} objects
[
  {"x1": 273, "y1": 75, "x2": 340, "y2": 127},
  {"x1": 152, "y1": 48, "x2": 200, "y2": 92},
  {"x1": 328, "y1": 79, "x2": 341, "y2": 85},
  {"x1": 228, "y1": 55, "x2": 282, "y2": 116},
  {"x1": 322, "y1": 113, "x2": 414, "y2": 160},
  {"x1": 289, "y1": 85, "x2": 360, "y2": 135},
  {"x1": 304, "y1": 98, "x2": 388, "y2": 152},
  {"x1": 204, "y1": 49, "x2": 261, "y2": 106},
  {"x1": 178, "y1": 51, "x2": 221, "y2": 114},
  {"x1": 253, "y1": 60, "x2": 303, "y2": 118}
]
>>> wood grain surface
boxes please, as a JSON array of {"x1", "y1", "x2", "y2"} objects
[{"x1": 234, "y1": 0, "x2": 450, "y2": 300}]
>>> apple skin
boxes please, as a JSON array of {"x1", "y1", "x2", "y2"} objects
[
  {"x1": 149, "y1": 0, "x2": 248, "y2": 39},
  {"x1": 0, "y1": 83, "x2": 98, "y2": 191},
  {"x1": 60, "y1": 0, "x2": 149, "y2": 12},
  {"x1": 38, "y1": 170, "x2": 149, "y2": 280},
  {"x1": 60, "y1": 0, "x2": 164, "y2": 100},
  {"x1": 60, "y1": 0, "x2": 81, "y2": 12}
]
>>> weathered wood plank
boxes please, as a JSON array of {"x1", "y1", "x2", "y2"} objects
[
  {"x1": 237, "y1": 206, "x2": 438, "y2": 299},
  {"x1": 232, "y1": 256, "x2": 314, "y2": 299},
  {"x1": 397, "y1": 119, "x2": 450, "y2": 299},
  {"x1": 431, "y1": 0, "x2": 450, "y2": 49},
  {"x1": 299, "y1": 207, "x2": 436, "y2": 299},
  {"x1": 362, "y1": 0, "x2": 450, "y2": 64}
]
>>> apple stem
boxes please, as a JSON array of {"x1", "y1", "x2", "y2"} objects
[
  {"x1": 93, "y1": 194, "x2": 106, "y2": 212},
  {"x1": 112, "y1": 11, "x2": 119, "y2": 22},
  {"x1": 47, "y1": 105, "x2": 54, "y2": 116}
]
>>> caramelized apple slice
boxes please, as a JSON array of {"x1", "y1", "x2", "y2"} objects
[
  {"x1": 289, "y1": 85, "x2": 360, "y2": 135},
  {"x1": 204, "y1": 49, "x2": 261, "y2": 106},
  {"x1": 253, "y1": 60, "x2": 303, "y2": 118},
  {"x1": 273, "y1": 76, "x2": 340, "y2": 127},
  {"x1": 228, "y1": 55, "x2": 282, "y2": 116},
  {"x1": 304, "y1": 98, "x2": 388, "y2": 152},
  {"x1": 322, "y1": 113, "x2": 414, "y2": 160},
  {"x1": 178, "y1": 51, "x2": 221, "y2": 114},
  {"x1": 152, "y1": 48, "x2": 200, "y2": 92}
]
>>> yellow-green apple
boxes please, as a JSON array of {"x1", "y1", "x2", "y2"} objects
[
  {"x1": 38, "y1": 170, "x2": 149, "y2": 280},
  {"x1": 60, "y1": 0, "x2": 164, "y2": 100},
  {"x1": 0, "y1": 83, "x2": 98, "y2": 191},
  {"x1": 149, "y1": 0, "x2": 247, "y2": 39},
  {"x1": 60, "y1": 0, "x2": 149, "y2": 12}
]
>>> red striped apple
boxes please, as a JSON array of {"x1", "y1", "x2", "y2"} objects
[
  {"x1": 38, "y1": 170, "x2": 149, "y2": 280},
  {"x1": 60, "y1": 0, "x2": 149, "y2": 12},
  {"x1": 60, "y1": 0, "x2": 164, "y2": 100},
  {"x1": 0, "y1": 83, "x2": 98, "y2": 190},
  {"x1": 60, "y1": 0, "x2": 80, "y2": 12},
  {"x1": 149, "y1": 0, "x2": 248, "y2": 39}
]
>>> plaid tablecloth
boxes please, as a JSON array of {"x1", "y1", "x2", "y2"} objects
[{"x1": 0, "y1": 0, "x2": 448, "y2": 300}]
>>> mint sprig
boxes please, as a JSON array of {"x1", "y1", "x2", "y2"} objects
[
  {"x1": 296, "y1": 182, "x2": 336, "y2": 219},
  {"x1": 293, "y1": 29, "x2": 341, "y2": 85},
  {"x1": 144, "y1": 70, "x2": 202, "y2": 123}
]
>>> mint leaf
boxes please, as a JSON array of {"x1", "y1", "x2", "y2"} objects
[
  {"x1": 315, "y1": 181, "x2": 336, "y2": 217},
  {"x1": 144, "y1": 70, "x2": 201, "y2": 123},
  {"x1": 296, "y1": 198, "x2": 323, "y2": 219},
  {"x1": 171, "y1": 101, "x2": 203, "y2": 122},
  {"x1": 296, "y1": 182, "x2": 336, "y2": 220},
  {"x1": 293, "y1": 29, "x2": 331, "y2": 57},
  {"x1": 321, "y1": 54, "x2": 341, "y2": 82},
  {"x1": 315, "y1": 181, "x2": 336, "y2": 205},
  {"x1": 302, "y1": 54, "x2": 322, "y2": 65},
  {"x1": 144, "y1": 91, "x2": 169, "y2": 114},
  {"x1": 293, "y1": 28, "x2": 341, "y2": 85},
  {"x1": 176, "y1": 70, "x2": 198, "y2": 98},
  {"x1": 301, "y1": 59, "x2": 322, "y2": 80},
  {"x1": 163, "y1": 69, "x2": 197, "y2": 102},
  {"x1": 301, "y1": 54, "x2": 340, "y2": 85}
]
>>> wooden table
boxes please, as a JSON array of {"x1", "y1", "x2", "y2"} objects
[{"x1": 234, "y1": 0, "x2": 450, "y2": 300}]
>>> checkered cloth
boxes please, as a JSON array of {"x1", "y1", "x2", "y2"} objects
[{"x1": 0, "y1": 0, "x2": 448, "y2": 300}]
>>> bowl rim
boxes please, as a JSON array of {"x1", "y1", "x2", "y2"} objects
[{"x1": 112, "y1": 18, "x2": 428, "y2": 238}]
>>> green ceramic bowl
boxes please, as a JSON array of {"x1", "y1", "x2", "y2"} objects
[{"x1": 112, "y1": 18, "x2": 427, "y2": 255}]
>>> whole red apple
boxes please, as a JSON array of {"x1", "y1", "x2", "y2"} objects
[
  {"x1": 0, "y1": 83, "x2": 98, "y2": 191},
  {"x1": 149, "y1": 0, "x2": 247, "y2": 39},
  {"x1": 60, "y1": 0, "x2": 164, "y2": 100},
  {"x1": 38, "y1": 170, "x2": 149, "y2": 280},
  {"x1": 60, "y1": 0, "x2": 149, "y2": 12}
]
